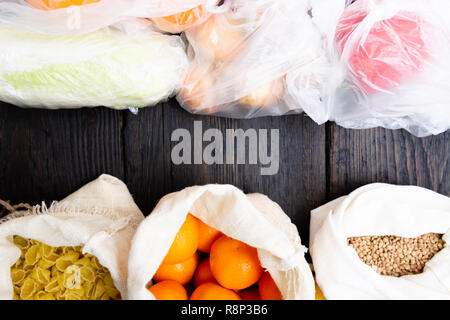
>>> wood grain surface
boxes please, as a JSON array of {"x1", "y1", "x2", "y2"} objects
[{"x1": 0, "y1": 100, "x2": 448, "y2": 245}]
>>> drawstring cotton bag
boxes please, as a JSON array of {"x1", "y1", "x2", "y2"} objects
[
  {"x1": 0, "y1": 174, "x2": 144, "y2": 300},
  {"x1": 127, "y1": 184, "x2": 314, "y2": 300},
  {"x1": 310, "y1": 183, "x2": 450, "y2": 300}
]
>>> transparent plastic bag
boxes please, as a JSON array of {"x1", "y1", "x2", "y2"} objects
[
  {"x1": 0, "y1": 0, "x2": 219, "y2": 35},
  {"x1": 0, "y1": 19, "x2": 188, "y2": 110},
  {"x1": 177, "y1": 0, "x2": 336, "y2": 119},
  {"x1": 329, "y1": 0, "x2": 450, "y2": 137},
  {"x1": 285, "y1": 0, "x2": 347, "y2": 124}
]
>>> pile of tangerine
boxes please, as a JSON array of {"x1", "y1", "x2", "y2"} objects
[{"x1": 148, "y1": 214, "x2": 282, "y2": 300}]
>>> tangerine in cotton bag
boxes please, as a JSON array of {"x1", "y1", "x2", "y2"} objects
[
  {"x1": 0, "y1": 174, "x2": 144, "y2": 300},
  {"x1": 127, "y1": 185, "x2": 314, "y2": 300}
]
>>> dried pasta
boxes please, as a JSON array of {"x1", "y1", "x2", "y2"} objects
[{"x1": 11, "y1": 236, "x2": 121, "y2": 300}]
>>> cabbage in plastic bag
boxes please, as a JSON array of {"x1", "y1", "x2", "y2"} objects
[{"x1": 0, "y1": 20, "x2": 188, "y2": 109}]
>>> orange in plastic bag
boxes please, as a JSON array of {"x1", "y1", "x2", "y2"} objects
[
  {"x1": 193, "y1": 14, "x2": 245, "y2": 62},
  {"x1": 28, "y1": 0, "x2": 100, "y2": 10},
  {"x1": 151, "y1": 3, "x2": 217, "y2": 34}
]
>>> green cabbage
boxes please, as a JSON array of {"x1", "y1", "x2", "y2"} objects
[{"x1": 0, "y1": 25, "x2": 187, "y2": 109}]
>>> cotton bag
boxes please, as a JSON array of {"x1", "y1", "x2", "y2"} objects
[
  {"x1": 0, "y1": 174, "x2": 145, "y2": 300},
  {"x1": 310, "y1": 183, "x2": 450, "y2": 300},
  {"x1": 127, "y1": 184, "x2": 314, "y2": 300}
]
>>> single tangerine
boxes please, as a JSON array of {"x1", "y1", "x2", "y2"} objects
[
  {"x1": 239, "y1": 78, "x2": 285, "y2": 108},
  {"x1": 163, "y1": 214, "x2": 199, "y2": 264},
  {"x1": 151, "y1": 3, "x2": 217, "y2": 34},
  {"x1": 148, "y1": 280, "x2": 188, "y2": 300},
  {"x1": 190, "y1": 282, "x2": 241, "y2": 300},
  {"x1": 210, "y1": 235, "x2": 263, "y2": 290},
  {"x1": 193, "y1": 258, "x2": 216, "y2": 287},
  {"x1": 195, "y1": 217, "x2": 222, "y2": 253},
  {"x1": 28, "y1": 0, "x2": 100, "y2": 10},
  {"x1": 154, "y1": 252, "x2": 199, "y2": 285},
  {"x1": 239, "y1": 289, "x2": 260, "y2": 300},
  {"x1": 180, "y1": 64, "x2": 217, "y2": 112},
  {"x1": 258, "y1": 272, "x2": 282, "y2": 300},
  {"x1": 193, "y1": 14, "x2": 245, "y2": 62}
]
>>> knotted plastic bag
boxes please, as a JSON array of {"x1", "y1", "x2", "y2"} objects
[{"x1": 127, "y1": 184, "x2": 314, "y2": 300}]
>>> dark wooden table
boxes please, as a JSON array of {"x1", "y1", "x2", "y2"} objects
[{"x1": 0, "y1": 100, "x2": 448, "y2": 245}]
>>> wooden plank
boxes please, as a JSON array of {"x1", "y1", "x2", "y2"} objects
[
  {"x1": 328, "y1": 124, "x2": 450, "y2": 199},
  {"x1": 123, "y1": 103, "x2": 169, "y2": 216},
  {"x1": 157, "y1": 99, "x2": 327, "y2": 244},
  {"x1": 0, "y1": 103, "x2": 123, "y2": 209}
]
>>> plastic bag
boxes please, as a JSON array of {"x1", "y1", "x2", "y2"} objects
[
  {"x1": 127, "y1": 185, "x2": 314, "y2": 300},
  {"x1": 0, "y1": 0, "x2": 219, "y2": 35},
  {"x1": 0, "y1": 174, "x2": 145, "y2": 300},
  {"x1": 0, "y1": 20, "x2": 188, "y2": 110},
  {"x1": 310, "y1": 183, "x2": 450, "y2": 300},
  {"x1": 329, "y1": 0, "x2": 450, "y2": 137},
  {"x1": 285, "y1": 0, "x2": 347, "y2": 124},
  {"x1": 176, "y1": 0, "x2": 336, "y2": 118}
]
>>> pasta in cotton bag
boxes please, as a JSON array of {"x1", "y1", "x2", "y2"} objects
[{"x1": 0, "y1": 175, "x2": 144, "y2": 300}]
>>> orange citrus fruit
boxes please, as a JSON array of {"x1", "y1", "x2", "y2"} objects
[
  {"x1": 154, "y1": 252, "x2": 199, "y2": 285},
  {"x1": 193, "y1": 258, "x2": 216, "y2": 287},
  {"x1": 258, "y1": 272, "x2": 282, "y2": 300},
  {"x1": 28, "y1": 0, "x2": 100, "y2": 10},
  {"x1": 148, "y1": 280, "x2": 188, "y2": 300},
  {"x1": 190, "y1": 282, "x2": 241, "y2": 300},
  {"x1": 151, "y1": 4, "x2": 216, "y2": 34},
  {"x1": 315, "y1": 282, "x2": 326, "y2": 300},
  {"x1": 180, "y1": 63, "x2": 216, "y2": 112},
  {"x1": 210, "y1": 235, "x2": 263, "y2": 290},
  {"x1": 163, "y1": 214, "x2": 199, "y2": 264},
  {"x1": 193, "y1": 14, "x2": 245, "y2": 61},
  {"x1": 239, "y1": 78, "x2": 285, "y2": 108},
  {"x1": 195, "y1": 217, "x2": 222, "y2": 253},
  {"x1": 240, "y1": 289, "x2": 260, "y2": 300}
]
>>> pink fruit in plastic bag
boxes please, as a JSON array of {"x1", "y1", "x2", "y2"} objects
[{"x1": 336, "y1": 8, "x2": 432, "y2": 93}]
